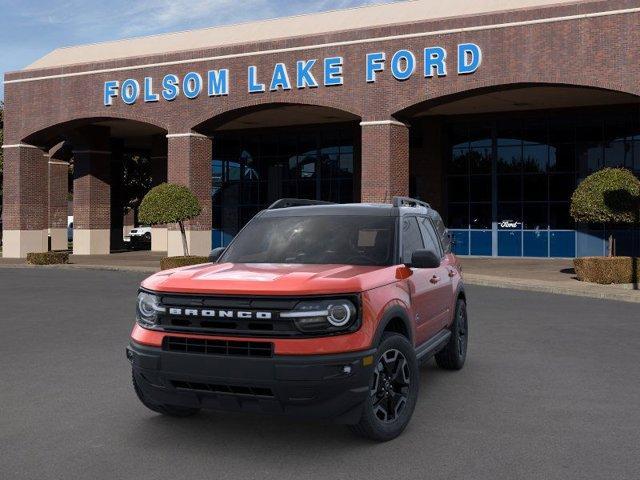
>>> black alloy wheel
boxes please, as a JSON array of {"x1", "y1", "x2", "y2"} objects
[
  {"x1": 350, "y1": 333, "x2": 419, "y2": 441},
  {"x1": 371, "y1": 349, "x2": 411, "y2": 423}
]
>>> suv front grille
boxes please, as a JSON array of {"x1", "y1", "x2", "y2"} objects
[
  {"x1": 155, "y1": 293, "x2": 359, "y2": 337},
  {"x1": 163, "y1": 336, "x2": 273, "y2": 357},
  {"x1": 171, "y1": 380, "x2": 274, "y2": 397}
]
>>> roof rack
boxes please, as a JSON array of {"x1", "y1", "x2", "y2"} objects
[
  {"x1": 392, "y1": 196, "x2": 431, "y2": 209},
  {"x1": 267, "y1": 198, "x2": 336, "y2": 210}
]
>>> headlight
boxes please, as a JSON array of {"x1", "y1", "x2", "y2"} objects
[
  {"x1": 281, "y1": 299, "x2": 358, "y2": 334},
  {"x1": 136, "y1": 291, "x2": 165, "y2": 328}
]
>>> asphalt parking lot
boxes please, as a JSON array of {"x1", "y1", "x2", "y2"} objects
[{"x1": 1, "y1": 268, "x2": 639, "y2": 480}]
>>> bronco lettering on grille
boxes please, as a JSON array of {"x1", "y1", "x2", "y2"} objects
[{"x1": 168, "y1": 308, "x2": 273, "y2": 320}]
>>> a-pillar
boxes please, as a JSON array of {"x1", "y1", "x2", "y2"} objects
[
  {"x1": 360, "y1": 120, "x2": 410, "y2": 203},
  {"x1": 48, "y1": 143, "x2": 70, "y2": 251},
  {"x1": 72, "y1": 126, "x2": 112, "y2": 255},
  {"x1": 1, "y1": 143, "x2": 49, "y2": 258},
  {"x1": 150, "y1": 134, "x2": 168, "y2": 252},
  {"x1": 166, "y1": 132, "x2": 212, "y2": 256}
]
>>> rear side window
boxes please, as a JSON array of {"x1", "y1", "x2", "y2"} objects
[
  {"x1": 401, "y1": 217, "x2": 424, "y2": 264},
  {"x1": 430, "y1": 212, "x2": 451, "y2": 254},
  {"x1": 418, "y1": 217, "x2": 443, "y2": 258}
]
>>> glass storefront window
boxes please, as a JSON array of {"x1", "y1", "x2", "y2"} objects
[
  {"x1": 470, "y1": 175, "x2": 492, "y2": 202},
  {"x1": 470, "y1": 147, "x2": 492, "y2": 174},
  {"x1": 445, "y1": 106, "x2": 639, "y2": 257},
  {"x1": 447, "y1": 176, "x2": 469, "y2": 203},
  {"x1": 447, "y1": 204, "x2": 469, "y2": 229},
  {"x1": 450, "y1": 148, "x2": 469, "y2": 174},
  {"x1": 497, "y1": 145, "x2": 522, "y2": 173},
  {"x1": 497, "y1": 175, "x2": 521, "y2": 202},
  {"x1": 470, "y1": 203, "x2": 492, "y2": 229},
  {"x1": 523, "y1": 144, "x2": 548, "y2": 173},
  {"x1": 604, "y1": 140, "x2": 632, "y2": 168},
  {"x1": 522, "y1": 175, "x2": 547, "y2": 202},
  {"x1": 211, "y1": 124, "x2": 358, "y2": 247},
  {"x1": 523, "y1": 203, "x2": 548, "y2": 229}
]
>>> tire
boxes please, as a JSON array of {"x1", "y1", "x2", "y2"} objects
[
  {"x1": 144, "y1": 232, "x2": 151, "y2": 241},
  {"x1": 350, "y1": 333, "x2": 420, "y2": 442},
  {"x1": 132, "y1": 370, "x2": 200, "y2": 417},
  {"x1": 435, "y1": 298, "x2": 468, "y2": 371}
]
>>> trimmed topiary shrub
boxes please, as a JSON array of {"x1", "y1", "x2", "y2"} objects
[
  {"x1": 571, "y1": 168, "x2": 640, "y2": 224},
  {"x1": 574, "y1": 256, "x2": 640, "y2": 284},
  {"x1": 160, "y1": 256, "x2": 209, "y2": 271},
  {"x1": 570, "y1": 168, "x2": 640, "y2": 256},
  {"x1": 139, "y1": 183, "x2": 202, "y2": 256},
  {"x1": 26, "y1": 251, "x2": 69, "y2": 265}
]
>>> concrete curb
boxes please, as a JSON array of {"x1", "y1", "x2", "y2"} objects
[
  {"x1": 0, "y1": 263, "x2": 158, "y2": 274},
  {"x1": 464, "y1": 273, "x2": 640, "y2": 304}
]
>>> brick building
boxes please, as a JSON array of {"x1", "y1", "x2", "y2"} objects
[{"x1": 3, "y1": 0, "x2": 640, "y2": 258}]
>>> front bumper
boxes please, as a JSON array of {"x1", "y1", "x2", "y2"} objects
[{"x1": 127, "y1": 341, "x2": 376, "y2": 424}]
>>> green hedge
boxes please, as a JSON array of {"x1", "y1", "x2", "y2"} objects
[
  {"x1": 26, "y1": 251, "x2": 69, "y2": 265},
  {"x1": 574, "y1": 256, "x2": 640, "y2": 284},
  {"x1": 160, "y1": 256, "x2": 209, "y2": 271}
]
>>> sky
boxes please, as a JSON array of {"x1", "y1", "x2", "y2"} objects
[{"x1": 0, "y1": 0, "x2": 400, "y2": 100}]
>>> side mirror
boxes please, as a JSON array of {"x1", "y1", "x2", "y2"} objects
[
  {"x1": 408, "y1": 249, "x2": 441, "y2": 269},
  {"x1": 208, "y1": 247, "x2": 226, "y2": 263}
]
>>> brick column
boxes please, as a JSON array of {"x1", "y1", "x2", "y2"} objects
[
  {"x1": 150, "y1": 134, "x2": 168, "y2": 252},
  {"x1": 166, "y1": 132, "x2": 212, "y2": 256},
  {"x1": 72, "y1": 126, "x2": 112, "y2": 255},
  {"x1": 2, "y1": 144, "x2": 49, "y2": 258},
  {"x1": 48, "y1": 144, "x2": 70, "y2": 251},
  {"x1": 360, "y1": 120, "x2": 410, "y2": 203}
]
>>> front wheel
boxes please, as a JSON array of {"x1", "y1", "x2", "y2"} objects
[
  {"x1": 435, "y1": 298, "x2": 468, "y2": 370},
  {"x1": 350, "y1": 333, "x2": 419, "y2": 441}
]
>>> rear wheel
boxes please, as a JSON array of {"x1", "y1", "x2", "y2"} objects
[
  {"x1": 435, "y1": 298, "x2": 468, "y2": 370},
  {"x1": 132, "y1": 371, "x2": 200, "y2": 417},
  {"x1": 350, "y1": 333, "x2": 419, "y2": 441}
]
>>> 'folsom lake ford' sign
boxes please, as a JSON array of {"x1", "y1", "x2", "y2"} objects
[{"x1": 103, "y1": 43, "x2": 482, "y2": 106}]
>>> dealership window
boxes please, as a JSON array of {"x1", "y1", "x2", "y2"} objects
[
  {"x1": 211, "y1": 124, "x2": 358, "y2": 247},
  {"x1": 445, "y1": 106, "x2": 640, "y2": 258}
]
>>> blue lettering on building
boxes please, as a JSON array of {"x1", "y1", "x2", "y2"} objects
[
  {"x1": 207, "y1": 69, "x2": 229, "y2": 96},
  {"x1": 182, "y1": 72, "x2": 203, "y2": 99},
  {"x1": 270, "y1": 63, "x2": 292, "y2": 91},
  {"x1": 161, "y1": 74, "x2": 179, "y2": 101},
  {"x1": 103, "y1": 44, "x2": 482, "y2": 106},
  {"x1": 296, "y1": 60, "x2": 318, "y2": 89}
]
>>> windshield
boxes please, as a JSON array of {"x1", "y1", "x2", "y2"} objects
[{"x1": 220, "y1": 215, "x2": 396, "y2": 266}]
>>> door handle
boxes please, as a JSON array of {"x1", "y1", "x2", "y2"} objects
[{"x1": 430, "y1": 275, "x2": 441, "y2": 284}]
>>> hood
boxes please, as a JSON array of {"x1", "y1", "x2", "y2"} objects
[{"x1": 142, "y1": 262, "x2": 398, "y2": 296}]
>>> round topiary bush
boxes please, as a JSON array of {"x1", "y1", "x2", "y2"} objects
[
  {"x1": 571, "y1": 168, "x2": 640, "y2": 258},
  {"x1": 570, "y1": 168, "x2": 640, "y2": 225},
  {"x1": 139, "y1": 183, "x2": 202, "y2": 256}
]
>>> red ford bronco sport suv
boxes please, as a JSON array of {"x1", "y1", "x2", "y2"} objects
[{"x1": 127, "y1": 197, "x2": 467, "y2": 441}]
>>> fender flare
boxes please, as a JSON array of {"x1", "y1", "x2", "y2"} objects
[{"x1": 372, "y1": 304, "x2": 414, "y2": 347}]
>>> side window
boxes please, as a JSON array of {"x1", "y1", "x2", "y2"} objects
[
  {"x1": 402, "y1": 217, "x2": 424, "y2": 264},
  {"x1": 418, "y1": 217, "x2": 444, "y2": 258},
  {"x1": 431, "y1": 213, "x2": 451, "y2": 254}
]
